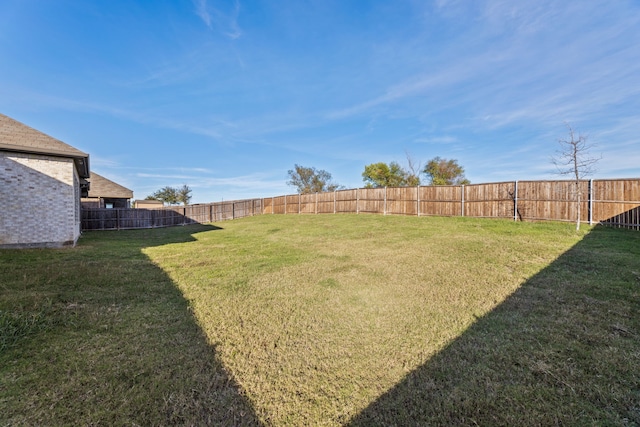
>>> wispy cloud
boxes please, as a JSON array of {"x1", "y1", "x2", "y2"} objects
[
  {"x1": 2, "y1": 0, "x2": 638, "y2": 201},
  {"x1": 133, "y1": 169, "x2": 289, "y2": 199},
  {"x1": 0, "y1": 87, "x2": 240, "y2": 141},
  {"x1": 414, "y1": 136, "x2": 458, "y2": 145},
  {"x1": 194, "y1": 0, "x2": 212, "y2": 27},
  {"x1": 327, "y1": 0, "x2": 640, "y2": 139},
  {"x1": 324, "y1": 61, "x2": 480, "y2": 120},
  {"x1": 193, "y1": 0, "x2": 242, "y2": 39}
]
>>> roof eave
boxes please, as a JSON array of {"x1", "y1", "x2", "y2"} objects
[
  {"x1": 0, "y1": 143, "x2": 90, "y2": 178},
  {"x1": 74, "y1": 156, "x2": 90, "y2": 179}
]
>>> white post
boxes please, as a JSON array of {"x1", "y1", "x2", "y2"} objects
[
  {"x1": 334, "y1": 190, "x2": 336, "y2": 214},
  {"x1": 384, "y1": 187, "x2": 387, "y2": 216},
  {"x1": 356, "y1": 188, "x2": 360, "y2": 214}
]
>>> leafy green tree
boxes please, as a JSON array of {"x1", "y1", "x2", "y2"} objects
[
  {"x1": 362, "y1": 161, "x2": 412, "y2": 188},
  {"x1": 146, "y1": 185, "x2": 192, "y2": 205},
  {"x1": 287, "y1": 164, "x2": 342, "y2": 194},
  {"x1": 423, "y1": 157, "x2": 470, "y2": 185},
  {"x1": 177, "y1": 184, "x2": 192, "y2": 205}
]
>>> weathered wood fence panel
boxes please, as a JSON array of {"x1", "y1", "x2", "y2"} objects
[
  {"x1": 387, "y1": 187, "x2": 417, "y2": 216},
  {"x1": 464, "y1": 182, "x2": 515, "y2": 219},
  {"x1": 516, "y1": 181, "x2": 589, "y2": 223},
  {"x1": 317, "y1": 192, "x2": 335, "y2": 214},
  {"x1": 83, "y1": 179, "x2": 640, "y2": 231},
  {"x1": 300, "y1": 193, "x2": 316, "y2": 214},
  {"x1": 83, "y1": 199, "x2": 262, "y2": 230},
  {"x1": 263, "y1": 197, "x2": 274, "y2": 214},
  {"x1": 418, "y1": 185, "x2": 462, "y2": 217},
  {"x1": 358, "y1": 187, "x2": 385, "y2": 214},
  {"x1": 272, "y1": 196, "x2": 286, "y2": 215},
  {"x1": 337, "y1": 189, "x2": 357, "y2": 213},
  {"x1": 285, "y1": 195, "x2": 299, "y2": 214},
  {"x1": 82, "y1": 208, "x2": 195, "y2": 230},
  {"x1": 593, "y1": 179, "x2": 640, "y2": 229}
]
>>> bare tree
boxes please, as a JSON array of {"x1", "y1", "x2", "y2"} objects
[
  {"x1": 404, "y1": 151, "x2": 422, "y2": 186},
  {"x1": 552, "y1": 123, "x2": 601, "y2": 230}
]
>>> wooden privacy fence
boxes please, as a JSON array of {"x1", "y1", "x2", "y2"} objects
[
  {"x1": 83, "y1": 179, "x2": 640, "y2": 231},
  {"x1": 82, "y1": 199, "x2": 262, "y2": 230},
  {"x1": 263, "y1": 179, "x2": 640, "y2": 230}
]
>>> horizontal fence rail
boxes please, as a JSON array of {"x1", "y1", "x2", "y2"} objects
[{"x1": 83, "y1": 179, "x2": 640, "y2": 231}]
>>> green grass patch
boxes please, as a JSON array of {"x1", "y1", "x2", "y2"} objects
[{"x1": 1, "y1": 215, "x2": 639, "y2": 425}]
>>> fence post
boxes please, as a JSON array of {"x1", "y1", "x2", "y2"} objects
[
  {"x1": 514, "y1": 180, "x2": 518, "y2": 222},
  {"x1": 356, "y1": 188, "x2": 360, "y2": 214},
  {"x1": 232, "y1": 202, "x2": 235, "y2": 220},
  {"x1": 334, "y1": 190, "x2": 336, "y2": 214},
  {"x1": 589, "y1": 179, "x2": 594, "y2": 226},
  {"x1": 315, "y1": 192, "x2": 318, "y2": 215},
  {"x1": 116, "y1": 208, "x2": 120, "y2": 230},
  {"x1": 384, "y1": 187, "x2": 387, "y2": 216},
  {"x1": 416, "y1": 185, "x2": 420, "y2": 217},
  {"x1": 284, "y1": 195, "x2": 287, "y2": 215},
  {"x1": 461, "y1": 185, "x2": 465, "y2": 217},
  {"x1": 299, "y1": 194, "x2": 301, "y2": 214}
]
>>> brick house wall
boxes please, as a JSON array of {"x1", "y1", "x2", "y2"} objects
[{"x1": 0, "y1": 151, "x2": 81, "y2": 248}]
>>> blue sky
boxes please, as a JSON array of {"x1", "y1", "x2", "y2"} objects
[{"x1": 1, "y1": 0, "x2": 639, "y2": 203}]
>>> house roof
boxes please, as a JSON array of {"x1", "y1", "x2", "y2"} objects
[
  {"x1": 86, "y1": 172, "x2": 134, "y2": 199},
  {"x1": 0, "y1": 113, "x2": 90, "y2": 178}
]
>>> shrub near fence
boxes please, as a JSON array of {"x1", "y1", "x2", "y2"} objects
[{"x1": 83, "y1": 179, "x2": 640, "y2": 231}]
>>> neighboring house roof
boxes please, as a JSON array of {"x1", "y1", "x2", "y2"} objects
[
  {"x1": 0, "y1": 113, "x2": 90, "y2": 178},
  {"x1": 134, "y1": 199, "x2": 165, "y2": 208},
  {"x1": 86, "y1": 172, "x2": 133, "y2": 199}
]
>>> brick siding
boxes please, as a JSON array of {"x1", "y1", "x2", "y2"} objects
[{"x1": 0, "y1": 152, "x2": 81, "y2": 248}]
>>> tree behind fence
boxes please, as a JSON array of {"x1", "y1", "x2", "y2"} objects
[{"x1": 83, "y1": 179, "x2": 640, "y2": 231}]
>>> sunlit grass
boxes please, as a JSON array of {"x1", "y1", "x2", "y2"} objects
[
  {"x1": 143, "y1": 215, "x2": 630, "y2": 425},
  {"x1": 2, "y1": 214, "x2": 638, "y2": 425}
]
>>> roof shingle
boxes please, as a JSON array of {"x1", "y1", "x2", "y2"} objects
[
  {"x1": 86, "y1": 172, "x2": 134, "y2": 199},
  {"x1": 0, "y1": 113, "x2": 90, "y2": 178}
]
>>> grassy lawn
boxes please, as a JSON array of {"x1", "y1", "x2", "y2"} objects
[{"x1": 1, "y1": 214, "x2": 639, "y2": 425}]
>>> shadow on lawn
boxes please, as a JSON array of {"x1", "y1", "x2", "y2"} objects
[
  {"x1": 96, "y1": 224, "x2": 263, "y2": 425},
  {"x1": 8, "y1": 224, "x2": 636, "y2": 425},
  {"x1": 349, "y1": 226, "x2": 640, "y2": 426},
  {"x1": 1, "y1": 224, "x2": 262, "y2": 426},
  {"x1": 132, "y1": 224, "x2": 263, "y2": 425}
]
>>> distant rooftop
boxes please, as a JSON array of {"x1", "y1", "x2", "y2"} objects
[{"x1": 86, "y1": 172, "x2": 133, "y2": 199}]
